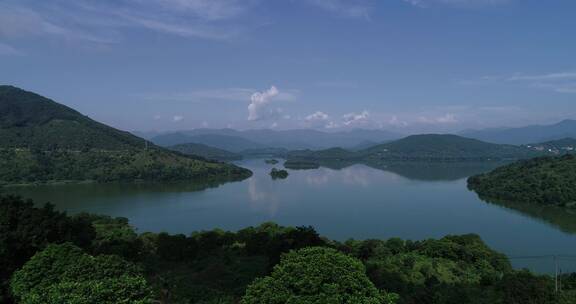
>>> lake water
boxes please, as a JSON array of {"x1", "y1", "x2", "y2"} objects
[{"x1": 6, "y1": 159, "x2": 576, "y2": 274}]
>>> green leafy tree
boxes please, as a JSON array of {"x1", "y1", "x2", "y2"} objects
[
  {"x1": 0, "y1": 195, "x2": 95, "y2": 302},
  {"x1": 241, "y1": 247, "x2": 398, "y2": 304},
  {"x1": 10, "y1": 243, "x2": 152, "y2": 304}
]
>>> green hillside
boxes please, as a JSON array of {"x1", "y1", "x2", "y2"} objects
[
  {"x1": 0, "y1": 86, "x2": 148, "y2": 150},
  {"x1": 524, "y1": 138, "x2": 576, "y2": 154},
  {"x1": 468, "y1": 154, "x2": 576, "y2": 207},
  {"x1": 0, "y1": 86, "x2": 251, "y2": 184},
  {"x1": 360, "y1": 134, "x2": 541, "y2": 161},
  {"x1": 169, "y1": 143, "x2": 242, "y2": 161},
  {"x1": 285, "y1": 134, "x2": 543, "y2": 165}
]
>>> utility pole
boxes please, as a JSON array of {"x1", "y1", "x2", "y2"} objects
[
  {"x1": 554, "y1": 255, "x2": 558, "y2": 293},
  {"x1": 559, "y1": 267, "x2": 562, "y2": 292}
]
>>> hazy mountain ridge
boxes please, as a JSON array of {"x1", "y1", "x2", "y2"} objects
[
  {"x1": 168, "y1": 143, "x2": 242, "y2": 161},
  {"x1": 153, "y1": 133, "x2": 266, "y2": 152},
  {"x1": 149, "y1": 128, "x2": 402, "y2": 151},
  {"x1": 461, "y1": 120, "x2": 576, "y2": 145}
]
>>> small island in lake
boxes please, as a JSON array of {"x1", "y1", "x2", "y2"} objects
[
  {"x1": 270, "y1": 168, "x2": 289, "y2": 179},
  {"x1": 265, "y1": 159, "x2": 279, "y2": 164}
]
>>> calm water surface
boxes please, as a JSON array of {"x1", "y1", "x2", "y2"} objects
[{"x1": 7, "y1": 159, "x2": 576, "y2": 274}]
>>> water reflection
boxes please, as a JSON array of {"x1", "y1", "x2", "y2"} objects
[
  {"x1": 303, "y1": 165, "x2": 405, "y2": 188},
  {"x1": 480, "y1": 198, "x2": 576, "y2": 234},
  {"x1": 5, "y1": 158, "x2": 576, "y2": 274},
  {"x1": 247, "y1": 177, "x2": 280, "y2": 217},
  {"x1": 366, "y1": 161, "x2": 507, "y2": 181},
  {"x1": 305, "y1": 160, "x2": 506, "y2": 181},
  {"x1": 3, "y1": 180, "x2": 234, "y2": 211}
]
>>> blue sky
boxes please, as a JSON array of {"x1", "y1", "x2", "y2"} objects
[{"x1": 1, "y1": 0, "x2": 575, "y2": 133}]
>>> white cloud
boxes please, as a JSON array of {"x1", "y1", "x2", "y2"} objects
[
  {"x1": 305, "y1": 111, "x2": 329, "y2": 122},
  {"x1": 506, "y1": 72, "x2": 576, "y2": 94},
  {"x1": 304, "y1": 111, "x2": 332, "y2": 128},
  {"x1": 145, "y1": 88, "x2": 254, "y2": 102},
  {"x1": 342, "y1": 110, "x2": 370, "y2": 126},
  {"x1": 144, "y1": 87, "x2": 297, "y2": 103},
  {"x1": 404, "y1": 0, "x2": 512, "y2": 8},
  {"x1": 464, "y1": 71, "x2": 576, "y2": 94},
  {"x1": 325, "y1": 121, "x2": 339, "y2": 129},
  {"x1": 303, "y1": 0, "x2": 371, "y2": 19},
  {"x1": 139, "y1": 0, "x2": 249, "y2": 21},
  {"x1": 0, "y1": 0, "x2": 254, "y2": 47},
  {"x1": 248, "y1": 86, "x2": 283, "y2": 121},
  {"x1": 388, "y1": 115, "x2": 408, "y2": 127},
  {"x1": 533, "y1": 82, "x2": 576, "y2": 94},
  {"x1": 315, "y1": 80, "x2": 359, "y2": 88},
  {"x1": 418, "y1": 113, "x2": 458, "y2": 124},
  {"x1": 0, "y1": 43, "x2": 23, "y2": 56},
  {"x1": 0, "y1": 4, "x2": 118, "y2": 44},
  {"x1": 506, "y1": 72, "x2": 576, "y2": 81},
  {"x1": 173, "y1": 115, "x2": 184, "y2": 122}
]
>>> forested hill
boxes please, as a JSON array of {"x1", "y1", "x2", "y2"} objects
[
  {"x1": 0, "y1": 85, "x2": 147, "y2": 151},
  {"x1": 169, "y1": 143, "x2": 242, "y2": 161},
  {"x1": 286, "y1": 134, "x2": 543, "y2": 164},
  {"x1": 468, "y1": 154, "x2": 576, "y2": 207},
  {"x1": 524, "y1": 138, "x2": 576, "y2": 155},
  {"x1": 0, "y1": 85, "x2": 251, "y2": 184},
  {"x1": 358, "y1": 134, "x2": 541, "y2": 160},
  {"x1": 3, "y1": 195, "x2": 575, "y2": 304}
]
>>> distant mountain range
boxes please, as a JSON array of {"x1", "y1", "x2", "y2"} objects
[
  {"x1": 154, "y1": 133, "x2": 266, "y2": 152},
  {"x1": 460, "y1": 120, "x2": 576, "y2": 145},
  {"x1": 168, "y1": 143, "x2": 242, "y2": 161},
  {"x1": 0, "y1": 85, "x2": 251, "y2": 184},
  {"x1": 143, "y1": 118, "x2": 576, "y2": 152},
  {"x1": 285, "y1": 134, "x2": 546, "y2": 166},
  {"x1": 147, "y1": 128, "x2": 402, "y2": 151}
]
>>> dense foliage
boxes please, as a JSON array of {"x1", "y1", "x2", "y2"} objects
[
  {"x1": 0, "y1": 148, "x2": 251, "y2": 185},
  {"x1": 11, "y1": 243, "x2": 152, "y2": 304},
  {"x1": 242, "y1": 247, "x2": 397, "y2": 304},
  {"x1": 1, "y1": 195, "x2": 575, "y2": 303},
  {"x1": 0, "y1": 196, "x2": 95, "y2": 302},
  {"x1": 270, "y1": 168, "x2": 289, "y2": 179},
  {"x1": 468, "y1": 155, "x2": 576, "y2": 206},
  {"x1": 168, "y1": 143, "x2": 242, "y2": 161},
  {"x1": 0, "y1": 85, "x2": 252, "y2": 185},
  {"x1": 0, "y1": 85, "x2": 146, "y2": 151}
]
